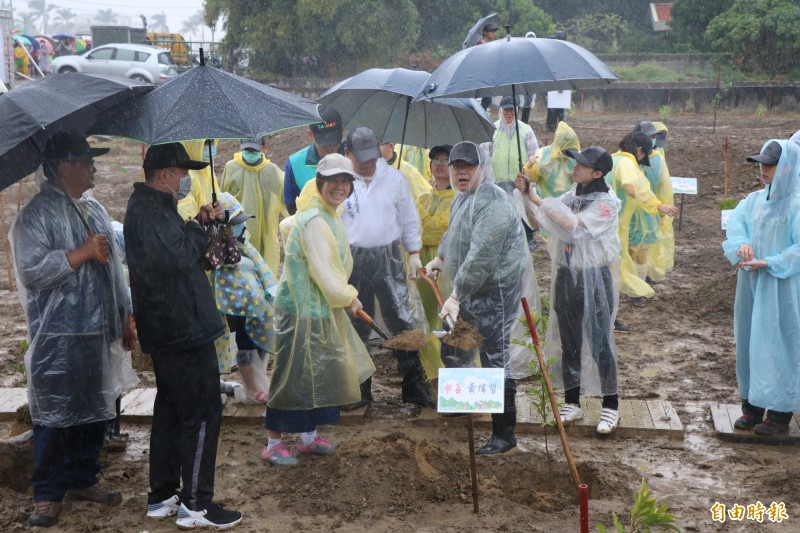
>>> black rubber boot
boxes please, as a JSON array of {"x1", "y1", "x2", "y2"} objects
[
  {"x1": 476, "y1": 382, "x2": 517, "y2": 455},
  {"x1": 734, "y1": 400, "x2": 765, "y2": 430},
  {"x1": 341, "y1": 377, "x2": 372, "y2": 411},
  {"x1": 398, "y1": 351, "x2": 434, "y2": 408}
]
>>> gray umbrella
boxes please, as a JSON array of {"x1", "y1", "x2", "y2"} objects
[
  {"x1": 417, "y1": 35, "x2": 619, "y2": 170},
  {"x1": 463, "y1": 13, "x2": 499, "y2": 49},
  {"x1": 317, "y1": 68, "x2": 494, "y2": 163}
]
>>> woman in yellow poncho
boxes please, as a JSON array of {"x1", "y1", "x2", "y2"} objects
[
  {"x1": 523, "y1": 121, "x2": 580, "y2": 199},
  {"x1": 607, "y1": 132, "x2": 678, "y2": 305},
  {"x1": 262, "y1": 153, "x2": 375, "y2": 467},
  {"x1": 220, "y1": 139, "x2": 289, "y2": 274},
  {"x1": 414, "y1": 145, "x2": 454, "y2": 379},
  {"x1": 647, "y1": 121, "x2": 675, "y2": 279}
]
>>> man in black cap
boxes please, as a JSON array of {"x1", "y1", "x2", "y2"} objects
[
  {"x1": 14, "y1": 131, "x2": 137, "y2": 527},
  {"x1": 124, "y1": 143, "x2": 242, "y2": 529},
  {"x1": 524, "y1": 146, "x2": 624, "y2": 434},
  {"x1": 283, "y1": 107, "x2": 344, "y2": 214}
]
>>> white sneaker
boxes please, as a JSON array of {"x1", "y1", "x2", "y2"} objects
[
  {"x1": 560, "y1": 403, "x2": 584, "y2": 423},
  {"x1": 596, "y1": 408, "x2": 620, "y2": 434},
  {"x1": 147, "y1": 494, "x2": 180, "y2": 518}
]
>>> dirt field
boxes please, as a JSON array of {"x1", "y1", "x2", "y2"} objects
[{"x1": 1, "y1": 110, "x2": 799, "y2": 532}]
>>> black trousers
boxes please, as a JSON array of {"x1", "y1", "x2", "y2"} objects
[
  {"x1": 149, "y1": 342, "x2": 222, "y2": 509},
  {"x1": 546, "y1": 108, "x2": 565, "y2": 131},
  {"x1": 554, "y1": 266, "x2": 618, "y2": 409}
]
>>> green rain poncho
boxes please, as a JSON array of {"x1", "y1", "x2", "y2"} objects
[
  {"x1": 524, "y1": 121, "x2": 580, "y2": 198},
  {"x1": 268, "y1": 181, "x2": 375, "y2": 410}
]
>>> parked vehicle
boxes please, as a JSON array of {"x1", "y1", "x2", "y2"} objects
[{"x1": 51, "y1": 43, "x2": 177, "y2": 84}]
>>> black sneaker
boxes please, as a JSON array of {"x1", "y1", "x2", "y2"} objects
[
  {"x1": 176, "y1": 502, "x2": 242, "y2": 529},
  {"x1": 613, "y1": 320, "x2": 631, "y2": 334},
  {"x1": 733, "y1": 413, "x2": 762, "y2": 430},
  {"x1": 753, "y1": 418, "x2": 790, "y2": 436}
]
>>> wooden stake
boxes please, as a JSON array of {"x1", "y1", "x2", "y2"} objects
[
  {"x1": 467, "y1": 414, "x2": 479, "y2": 513},
  {"x1": 521, "y1": 297, "x2": 582, "y2": 489}
]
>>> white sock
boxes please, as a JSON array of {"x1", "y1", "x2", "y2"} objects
[
  {"x1": 300, "y1": 430, "x2": 317, "y2": 445},
  {"x1": 266, "y1": 438, "x2": 281, "y2": 451}
]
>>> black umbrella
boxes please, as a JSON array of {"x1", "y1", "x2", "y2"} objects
[
  {"x1": 463, "y1": 13, "x2": 499, "y2": 49},
  {"x1": 418, "y1": 31, "x2": 619, "y2": 171},
  {"x1": 92, "y1": 51, "x2": 320, "y2": 146},
  {"x1": 0, "y1": 72, "x2": 153, "y2": 193}
]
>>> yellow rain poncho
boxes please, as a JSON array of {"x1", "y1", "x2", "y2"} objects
[
  {"x1": 220, "y1": 152, "x2": 289, "y2": 274},
  {"x1": 268, "y1": 181, "x2": 375, "y2": 410},
  {"x1": 639, "y1": 146, "x2": 674, "y2": 281},
  {"x1": 399, "y1": 145, "x2": 432, "y2": 180},
  {"x1": 524, "y1": 121, "x2": 580, "y2": 198},
  {"x1": 415, "y1": 186, "x2": 455, "y2": 378},
  {"x1": 607, "y1": 151, "x2": 661, "y2": 298},
  {"x1": 395, "y1": 157, "x2": 432, "y2": 201},
  {"x1": 177, "y1": 139, "x2": 221, "y2": 220}
]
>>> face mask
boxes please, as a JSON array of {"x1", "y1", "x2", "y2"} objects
[
  {"x1": 167, "y1": 171, "x2": 193, "y2": 200},
  {"x1": 203, "y1": 145, "x2": 217, "y2": 161},
  {"x1": 241, "y1": 150, "x2": 262, "y2": 165},
  {"x1": 652, "y1": 139, "x2": 657, "y2": 149}
]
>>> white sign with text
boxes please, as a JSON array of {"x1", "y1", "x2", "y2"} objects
[{"x1": 671, "y1": 177, "x2": 698, "y2": 195}]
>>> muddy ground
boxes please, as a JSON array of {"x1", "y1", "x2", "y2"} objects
[{"x1": 1, "y1": 111, "x2": 799, "y2": 532}]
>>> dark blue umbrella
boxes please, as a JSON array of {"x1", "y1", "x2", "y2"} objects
[
  {"x1": 0, "y1": 72, "x2": 153, "y2": 193},
  {"x1": 417, "y1": 34, "x2": 618, "y2": 170},
  {"x1": 318, "y1": 68, "x2": 494, "y2": 164}
]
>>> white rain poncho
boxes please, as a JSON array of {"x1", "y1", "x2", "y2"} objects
[
  {"x1": 534, "y1": 183, "x2": 622, "y2": 396},
  {"x1": 438, "y1": 143, "x2": 538, "y2": 377},
  {"x1": 12, "y1": 182, "x2": 138, "y2": 427},
  {"x1": 722, "y1": 139, "x2": 800, "y2": 413},
  {"x1": 267, "y1": 181, "x2": 375, "y2": 410}
]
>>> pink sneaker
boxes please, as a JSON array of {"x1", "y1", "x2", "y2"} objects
[
  {"x1": 260, "y1": 443, "x2": 297, "y2": 467},
  {"x1": 296, "y1": 436, "x2": 337, "y2": 455}
]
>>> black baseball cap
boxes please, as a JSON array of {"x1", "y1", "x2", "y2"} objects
[
  {"x1": 746, "y1": 141, "x2": 782, "y2": 165},
  {"x1": 449, "y1": 142, "x2": 480, "y2": 165},
  {"x1": 429, "y1": 145, "x2": 452, "y2": 161},
  {"x1": 483, "y1": 22, "x2": 499, "y2": 32},
  {"x1": 563, "y1": 146, "x2": 613, "y2": 177},
  {"x1": 310, "y1": 108, "x2": 343, "y2": 147},
  {"x1": 143, "y1": 142, "x2": 209, "y2": 173},
  {"x1": 499, "y1": 96, "x2": 517, "y2": 109},
  {"x1": 346, "y1": 125, "x2": 381, "y2": 162},
  {"x1": 634, "y1": 120, "x2": 657, "y2": 138},
  {"x1": 42, "y1": 131, "x2": 109, "y2": 168}
]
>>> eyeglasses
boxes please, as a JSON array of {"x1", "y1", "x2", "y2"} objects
[{"x1": 432, "y1": 159, "x2": 449, "y2": 166}]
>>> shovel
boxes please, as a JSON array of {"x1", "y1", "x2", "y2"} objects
[
  {"x1": 355, "y1": 308, "x2": 426, "y2": 351},
  {"x1": 416, "y1": 268, "x2": 482, "y2": 349},
  {"x1": 417, "y1": 268, "x2": 454, "y2": 334}
]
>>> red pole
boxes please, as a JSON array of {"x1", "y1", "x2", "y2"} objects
[{"x1": 579, "y1": 483, "x2": 589, "y2": 533}]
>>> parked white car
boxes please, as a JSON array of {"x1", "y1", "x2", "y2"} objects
[{"x1": 51, "y1": 43, "x2": 178, "y2": 84}]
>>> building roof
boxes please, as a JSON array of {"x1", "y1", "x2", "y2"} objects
[{"x1": 650, "y1": 3, "x2": 673, "y2": 32}]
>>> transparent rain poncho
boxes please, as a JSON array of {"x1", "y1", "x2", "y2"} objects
[
  {"x1": 12, "y1": 182, "x2": 138, "y2": 427},
  {"x1": 607, "y1": 151, "x2": 661, "y2": 298},
  {"x1": 267, "y1": 181, "x2": 375, "y2": 410},
  {"x1": 640, "y1": 145, "x2": 674, "y2": 281},
  {"x1": 219, "y1": 151, "x2": 290, "y2": 274},
  {"x1": 534, "y1": 183, "x2": 622, "y2": 396},
  {"x1": 722, "y1": 139, "x2": 800, "y2": 413},
  {"x1": 437, "y1": 143, "x2": 538, "y2": 377}
]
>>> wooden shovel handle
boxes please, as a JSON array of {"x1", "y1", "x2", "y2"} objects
[
  {"x1": 355, "y1": 308, "x2": 391, "y2": 341},
  {"x1": 417, "y1": 267, "x2": 445, "y2": 307}
]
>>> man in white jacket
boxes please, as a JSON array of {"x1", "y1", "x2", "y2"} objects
[{"x1": 341, "y1": 126, "x2": 432, "y2": 408}]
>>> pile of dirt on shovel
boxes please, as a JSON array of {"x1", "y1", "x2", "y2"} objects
[
  {"x1": 441, "y1": 319, "x2": 483, "y2": 350},
  {"x1": 380, "y1": 329, "x2": 427, "y2": 351}
]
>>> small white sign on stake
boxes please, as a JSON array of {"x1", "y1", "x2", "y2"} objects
[
  {"x1": 437, "y1": 368, "x2": 505, "y2": 413},
  {"x1": 721, "y1": 209, "x2": 733, "y2": 230},
  {"x1": 671, "y1": 177, "x2": 698, "y2": 195}
]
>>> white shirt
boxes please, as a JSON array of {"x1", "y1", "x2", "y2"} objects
[{"x1": 342, "y1": 158, "x2": 422, "y2": 251}]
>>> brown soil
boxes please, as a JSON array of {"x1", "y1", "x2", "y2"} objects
[
  {"x1": 380, "y1": 329, "x2": 427, "y2": 351},
  {"x1": 1, "y1": 110, "x2": 800, "y2": 532},
  {"x1": 441, "y1": 318, "x2": 484, "y2": 350}
]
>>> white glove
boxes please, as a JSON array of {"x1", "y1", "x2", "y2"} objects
[
  {"x1": 348, "y1": 297, "x2": 363, "y2": 316},
  {"x1": 425, "y1": 256, "x2": 444, "y2": 279},
  {"x1": 439, "y1": 296, "x2": 460, "y2": 323},
  {"x1": 408, "y1": 253, "x2": 423, "y2": 280}
]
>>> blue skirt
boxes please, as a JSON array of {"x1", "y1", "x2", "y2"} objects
[{"x1": 264, "y1": 406, "x2": 340, "y2": 433}]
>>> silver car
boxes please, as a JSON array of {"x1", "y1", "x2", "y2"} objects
[{"x1": 51, "y1": 43, "x2": 178, "y2": 84}]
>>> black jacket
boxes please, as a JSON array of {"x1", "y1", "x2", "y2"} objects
[{"x1": 124, "y1": 183, "x2": 224, "y2": 355}]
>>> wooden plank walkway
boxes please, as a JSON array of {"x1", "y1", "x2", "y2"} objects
[
  {"x1": 0, "y1": 388, "x2": 683, "y2": 439},
  {"x1": 710, "y1": 402, "x2": 800, "y2": 445}
]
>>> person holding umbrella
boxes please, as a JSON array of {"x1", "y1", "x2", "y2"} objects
[
  {"x1": 262, "y1": 153, "x2": 375, "y2": 466},
  {"x1": 475, "y1": 20, "x2": 499, "y2": 112},
  {"x1": 724, "y1": 140, "x2": 800, "y2": 435},
  {"x1": 429, "y1": 141, "x2": 528, "y2": 454},
  {"x1": 523, "y1": 146, "x2": 623, "y2": 434},
  {"x1": 284, "y1": 108, "x2": 345, "y2": 215},
  {"x1": 12, "y1": 132, "x2": 138, "y2": 527},
  {"x1": 220, "y1": 138, "x2": 289, "y2": 275},
  {"x1": 124, "y1": 143, "x2": 242, "y2": 529}
]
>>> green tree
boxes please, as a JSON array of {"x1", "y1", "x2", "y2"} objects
[
  {"x1": 706, "y1": 0, "x2": 800, "y2": 76},
  {"x1": 150, "y1": 11, "x2": 169, "y2": 32},
  {"x1": 52, "y1": 8, "x2": 77, "y2": 34},
  {"x1": 28, "y1": 0, "x2": 58, "y2": 34},
  {"x1": 669, "y1": 0, "x2": 733, "y2": 51},
  {"x1": 94, "y1": 8, "x2": 118, "y2": 25},
  {"x1": 562, "y1": 13, "x2": 628, "y2": 53}
]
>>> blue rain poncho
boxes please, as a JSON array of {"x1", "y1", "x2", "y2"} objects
[
  {"x1": 722, "y1": 139, "x2": 800, "y2": 413},
  {"x1": 438, "y1": 144, "x2": 538, "y2": 376},
  {"x1": 534, "y1": 184, "x2": 622, "y2": 396},
  {"x1": 267, "y1": 181, "x2": 375, "y2": 410},
  {"x1": 12, "y1": 182, "x2": 138, "y2": 427}
]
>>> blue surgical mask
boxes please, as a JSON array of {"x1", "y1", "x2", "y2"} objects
[
  {"x1": 203, "y1": 145, "x2": 217, "y2": 161},
  {"x1": 652, "y1": 139, "x2": 657, "y2": 149},
  {"x1": 241, "y1": 150, "x2": 262, "y2": 165},
  {"x1": 167, "y1": 170, "x2": 193, "y2": 200}
]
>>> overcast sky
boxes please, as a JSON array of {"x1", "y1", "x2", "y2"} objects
[{"x1": 12, "y1": 0, "x2": 222, "y2": 39}]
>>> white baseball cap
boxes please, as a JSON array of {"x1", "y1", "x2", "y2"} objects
[{"x1": 317, "y1": 153, "x2": 356, "y2": 178}]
